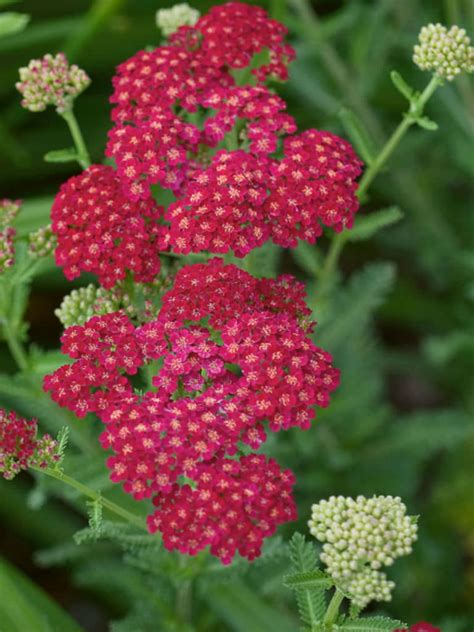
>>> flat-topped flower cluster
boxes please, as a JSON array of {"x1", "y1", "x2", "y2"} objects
[
  {"x1": 44, "y1": 1, "x2": 361, "y2": 285},
  {"x1": 45, "y1": 259, "x2": 339, "y2": 562}
]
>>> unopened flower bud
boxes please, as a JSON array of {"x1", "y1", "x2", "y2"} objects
[
  {"x1": 0, "y1": 199, "x2": 21, "y2": 274},
  {"x1": 308, "y1": 495, "x2": 418, "y2": 608},
  {"x1": 28, "y1": 224, "x2": 56, "y2": 259},
  {"x1": 156, "y1": 3, "x2": 200, "y2": 37},
  {"x1": 16, "y1": 53, "x2": 90, "y2": 113},
  {"x1": 413, "y1": 23, "x2": 474, "y2": 81}
]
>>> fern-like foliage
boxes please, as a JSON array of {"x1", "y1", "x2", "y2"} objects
[
  {"x1": 340, "y1": 616, "x2": 405, "y2": 631},
  {"x1": 287, "y1": 533, "x2": 329, "y2": 627}
]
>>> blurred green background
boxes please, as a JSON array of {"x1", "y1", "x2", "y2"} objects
[{"x1": 0, "y1": 1, "x2": 473, "y2": 630}]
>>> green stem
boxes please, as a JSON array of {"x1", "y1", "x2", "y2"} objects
[
  {"x1": 32, "y1": 466, "x2": 146, "y2": 531},
  {"x1": 61, "y1": 108, "x2": 91, "y2": 169},
  {"x1": 357, "y1": 75, "x2": 441, "y2": 199},
  {"x1": 1, "y1": 319, "x2": 28, "y2": 371},
  {"x1": 318, "y1": 75, "x2": 441, "y2": 292},
  {"x1": 322, "y1": 588, "x2": 345, "y2": 628}
]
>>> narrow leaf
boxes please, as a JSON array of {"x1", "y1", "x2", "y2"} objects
[
  {"x1": 346, "y1": 207, "x2": 403, "y2": 241},
  {"x1": 390, "y1": 70, "x2": 414, "y2": 101},
  {"x1": 44, "y1": 148, "x2": 79, "y2": 163},
  {"x1": 338, "y1": 107, "x2": 377, "y2": 165},
  {"x1": 0, "y1": 557, "x2": 84, "y2": 632},
  {"x1": 416, "y1": 116, "x2": 439, "y2": 131},
  {"x1": 0, "y1": 11, "x2": 29, "y2": 38},
  {"x1": 283, "y1": 570, "x2": 332, "y2": 590}
]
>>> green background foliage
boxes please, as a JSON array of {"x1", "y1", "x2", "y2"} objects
[{"x1": 0, "y1": 0, "x2": 473, "y2": 630}]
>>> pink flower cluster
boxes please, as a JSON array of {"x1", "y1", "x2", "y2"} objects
[
  {"x1": 51, "y1": 165, "x2": 167, "y2": 288},
  {"x1": 44, "y1": 259, "x2": 339, "y2": 562},
  {"x1": 0, "y1": 408, "x2": 58, "y2": 480}
]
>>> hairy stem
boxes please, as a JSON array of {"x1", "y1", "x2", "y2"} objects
[
  {"x1": 32, "y1": 465, "x2": 146, "y2": 530},
  {"x1": 322, "y1": 588, "x2": 345, "y2": 628},
  {"x1": 61, "y1": 108, "x2": 91, "y2": 169}
]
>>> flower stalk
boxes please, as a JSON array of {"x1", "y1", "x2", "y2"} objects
[
  {"x1": 61, "y1": 108, "x2": 91, "y2": 169},
  {"x1": 322, "y1": 588, "x2": 345, "y2": 628},
  {"x1": 31, "y1": 464, "x2": 146, "y2": 531}
]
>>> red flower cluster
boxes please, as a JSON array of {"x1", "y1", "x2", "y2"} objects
[
  {"x1": 166, "y1": 151, "x2": 272, "y2": 256},
  {"x1": 148, "y1": 454, "x2": 296, "y2": 564},
  {"x1": 44, "y1": 312, "x2": 141, "y2": 417},
  {"x1": 51, "y1": 165, "x2": 167, "y2": 288},
  {"x1": 267, "y1": 129, "x2": 363, "y2": 247},
  {"x1": 85, "y1": 1, "x2": 362, "y2": 269},
  {"x1": 0, "y1": 408, "x2": 58, "y2": 480},
  {"x1": 394, "y1": 624, "x2": 441, "y2": 632},
  {"x1": 106, "y1": 109, "x2": 201, "y2": 200},
  {"x1": 51, "y1": 3, "x2": 362, "y2": 285},
  {"x1": 202, "y1": 85, "x2": 296, "y2": 152},
  {"x1": 174, "y1": 1, "x2": 295, "y2": 82},
  {"x1": 166, "y1": 129, "x2": 362, "y2": 256},
  {"x1": 110, "y1": 2, "x2": 294, "y2": 124},
  {"x1": 44, "y1": 260, "x2": 339, "y2": 562}
]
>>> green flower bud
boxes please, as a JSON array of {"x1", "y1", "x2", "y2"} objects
[
  {"x1": 413, "y1": 23, "x2": 474, "y2": 81},
  {"x1": 28, "y1": 224, "x2": 56, "y2": 259}
]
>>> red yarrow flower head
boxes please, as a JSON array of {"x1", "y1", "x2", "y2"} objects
[
  {"x1": 51, "y1": 164, "x2": 167, "y2": 289},
  {"x1": 43, "y1": 261, "x2": 338, "y2": 563},
  {"x1": 267, "y1": 129, "x2": 363, "y2": 247},
  {"x1": 166, "y1": 150, "x2": 273, "y2": 256},
  {"x1": 0, "y1": 408, "x2": 58, "y2": 479},
  {"x1": 106, "y1": 109, "x2": 201, "y2": 200},
  {"x1": 171, "y1": 2, "x2": 295, "y2": 82},
  {"x1": 202, "y1": 85, "x2": 296, "y2": 152},
  {"x1": 148, "y1": 453, "x2": 297, "y2": 564},
  {"x1": 110, "y1": 2, "x2": 294, "y2": 125},
  {"x1": 43, "y1": 312, "x2": 142, "y2": 418}
]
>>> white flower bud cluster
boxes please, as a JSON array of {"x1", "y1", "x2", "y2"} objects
[
  {"x1": 156, "y1": 3, "x2": 200, "y2": 37},
  {"x1": 55, "y1": 284, "x2": 107, "y2": 328},
  {"x1": 413, "y1": 23, "x2": 474, "y2": 81},
  {"x1": 308, "y1": 495, "x2": 418, "y2": 609},
  {"x1": 16, "y1": 53, "x2": 90, "y2": 113},
  {"x1": 28, "y1": 224, "x2": 56, "y2": 259},
  {"x1": 55, "y1": 263, "x2": 178, "y2": 328}
]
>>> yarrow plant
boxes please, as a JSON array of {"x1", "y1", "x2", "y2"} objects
[{"x1": 1, "y1": 2, "x2": 471, "y2": 628}]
